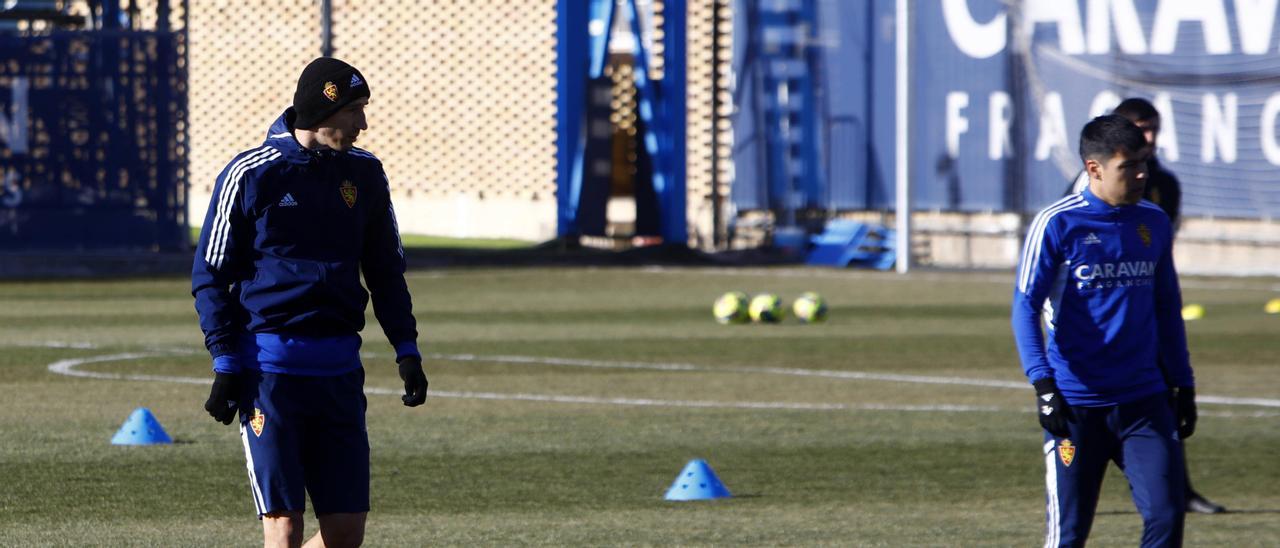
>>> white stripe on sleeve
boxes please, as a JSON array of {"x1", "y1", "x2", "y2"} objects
[
  {"x1": 205, "y1": 148, "x2": 281, "y2": 269},
  {"x1": 205, "y1": 147, "x2": 271, "y2": 265},
  {"x1": 1018, "y1": 195, "x2": 1087, "y2": 293},
  {"x1": 1070, "y1": 171, "x2": 1088, "y2": 194},
  {"x1": 1019, "y1": 196, "x2": 1080, "y2": 290}
]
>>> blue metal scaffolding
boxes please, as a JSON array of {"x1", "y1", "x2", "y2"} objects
[
  {"x1": 731, "y1": 0, "x2": 824, "y2": 222},
  {"x1": 555, "y1": 0, "x2": 687, "y2": 245}
]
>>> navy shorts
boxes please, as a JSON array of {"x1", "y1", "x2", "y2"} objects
[{"x1": 237, "y1": 367, "x2": 369, "y2": 516}]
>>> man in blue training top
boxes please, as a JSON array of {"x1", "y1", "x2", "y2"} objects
[
  {"x1": 1012, "y1": 114, "x2": 1196, "y2": 547},
  {"x1": 1065, "y1": 98, "x2": 1223, "y2": 515},
  {"x1": 192, "y1": 57, "x2": 429, "y2": 548}
]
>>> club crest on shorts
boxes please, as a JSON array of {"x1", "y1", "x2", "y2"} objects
[
  {"x1": 340, "y1": 180, "x2": 357, "y2": 208},
  {"x1": 1136, "y1": 223, "x2": 1152, "y2": 247},
  {"x1": 249, "y1": 408, "x2": 266, "y2": 437},
  {"x1": 1058, "y1": 439, "x2": 1076, "y2": 467},
  {"x1": 323, "y1": 81, "x2": 339, "y2": 102}
]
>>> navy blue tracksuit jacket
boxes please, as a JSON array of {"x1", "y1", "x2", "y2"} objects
[{"x1": 192, "y1": 109, "x2": 419, "y2": 375}]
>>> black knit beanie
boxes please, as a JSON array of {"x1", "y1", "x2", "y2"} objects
[{"x1": 292, "y1": 57, "x2": 370, "y2": 130}]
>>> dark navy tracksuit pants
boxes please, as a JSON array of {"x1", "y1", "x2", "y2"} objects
[{"x1": 1042, "y1": 392, "x2": 1186, "y2": 547}]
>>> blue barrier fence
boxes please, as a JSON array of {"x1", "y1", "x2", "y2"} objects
[{"x1": 0, "y1": 30, "x2": 187, "y2": 251}]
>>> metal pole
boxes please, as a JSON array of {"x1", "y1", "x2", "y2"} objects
[
  {"x1": 555, "y1": 0, "x2": 590, "y2": 239},
  {"x1": 1007, "y1": 2, "x2": 1027, "y2": 217},
  {"x1": 181, "y1": 0, "x2": 191, "y2": 245},
  {"x1": 709, "y1": 0, "x2": 724, "y2": 248},
  {"x1": 666, "y1": 0, "x2": 689, "y2": 246},
  {"x1": 102, "y1": 0, "x2": 121, "y2": 29},
  {"x1": 320, "y1": 0, "x2": 334, "y2": 57},
  {"x1": 157, "y1": 0, "x2": 169, "y2": 32},
  {"x1": 894, "y1": 0, "x2": 911, "y2": 273},
  {"x1": 154, "y1": 0, "x2": 173, "y2": 245}
]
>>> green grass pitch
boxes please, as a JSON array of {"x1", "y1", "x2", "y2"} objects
[{"x1": 1, "y1": 267, "x2": 1276, "y2": 545}]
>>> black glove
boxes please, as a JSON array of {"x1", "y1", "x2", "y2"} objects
[
  {"x1": 397, "y1": 355, "x2": 428, "y2": 407},
  {"x1": 204, "y1": 372, "x2": 240, "y2": 425},
  {"x1": 1175, "y1": 386, "x2": 1197, "y2": 439},
  {"x1": 1033, "y1": 378, "x2": 1074, "y2": 438}
]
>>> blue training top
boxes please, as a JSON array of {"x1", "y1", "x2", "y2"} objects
[
  {"x1": 1011, "y1": 186, "x2": 1193, "y2": 407},
  {"x1": 192, "y1": 108, "x2": 420, "y2": 375}
]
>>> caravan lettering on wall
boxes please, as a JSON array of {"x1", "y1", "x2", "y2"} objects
[
  {"x1": 909, "y1": 0, "x2": 1280, "y2": 217},
  {"x1": 939, "y1": 0, "x2": 1278, "y2": 166},
  {"x1": 942, "y1": 0, "x2": 1280, "y2": 58}
]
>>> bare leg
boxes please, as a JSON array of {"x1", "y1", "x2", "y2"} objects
[
  {"x1": 301, "y1": 512, "x2": 367, "y2": 548},
  {"x1": 262, "y1": 511, "x2": 305, "y2": 548}
]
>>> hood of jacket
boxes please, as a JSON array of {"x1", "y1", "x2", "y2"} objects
[{"x1": 263, "y1": 107, "x2": 321, "y2": 165}]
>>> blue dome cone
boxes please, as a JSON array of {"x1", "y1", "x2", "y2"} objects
[
  {"x1": 111, "y1": 407, "x2": 173, "y2": 445},
  {"x1": 664, "y1": 459, "x2": 731, "y2": 501}
]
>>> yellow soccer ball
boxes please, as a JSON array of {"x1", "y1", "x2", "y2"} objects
[
  {"x1": 792, "y1": 292, "x2": 828, "y2": 323},
  {"x1": 713, "y1": 291, "x2": 750, "y2": 324},
  {"x1": 748, "y1": 293, "x2": 784, "y2": 323},
  {"x1": 1264, "y1": 298, "x2": 1280, "y2": 315},
  {"x1": 1181, "y1": 304, "x2": 1205, "y2": 321}
]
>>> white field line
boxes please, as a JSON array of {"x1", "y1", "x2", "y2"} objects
[
  {"x1": 417, "y1": 353, "x2": 1280, "y2": 409},
  {"x1": 46, "y1": 351, "x2": 1001, "y2": 413},
  {"x1": 1197, "y1": 395, "x2": 1280, "y2": 408},
  {"x1": 422, "y1": 352, "x2": 1025, "y2": 389},
  {"x1": 1179, "y1": 279, "x2": 1280, "y2": 291},
  {"x1": 362, "y1": 385, "x2": 1002, "y2": 413},
  {"x1": 49, "y1": 353, "x2": 207, "y2": 384},
  {"x1": 39, "y1": 344, "x2": 1280, "y2": 412},
  {"x1": 642, "y1": 266, "x2": 1007, "y2": 283},
  {"x1": 635, "y1": 266, "x2": 1280, "y2": 291},
  {"x1": 14, "y1": 340, "x2": 100, "y2": 349},
  {"x1": 1200, "y1": 410, "x2": 1280, "y2": 418}
]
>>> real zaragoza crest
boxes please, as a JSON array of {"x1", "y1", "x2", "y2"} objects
[
  {"x1": 1136, "y1": 223, "x2": 1152, "y2": 247},
  {"x1": 1058, "y1": 439, "x2": 1076, "y2": 467},
  {"x1": 249, "y1": 408, "x2": 266, "y2": 437},
  {"x1": 323, "y1": 81, "x2": 339, "y2": 102},
  {"x1": 340, "y1": 180, "x2": 357, "y2": 208}
]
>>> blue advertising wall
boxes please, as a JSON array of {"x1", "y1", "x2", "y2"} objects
[{"x1": 734, "y1": 0, "x2": 1280, "y2": 219}]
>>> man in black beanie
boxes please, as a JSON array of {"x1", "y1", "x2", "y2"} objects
[
  {"x1": 292, "y1": 57, "x2": 372, "y2": 150},
  {"x1": 193, "y1": 57, "x2": 428, "y2": 547}
]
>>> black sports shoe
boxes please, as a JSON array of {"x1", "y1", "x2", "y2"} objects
[{"x1": 1187, "y1": 491, "x2": 1226, "y2": 514}]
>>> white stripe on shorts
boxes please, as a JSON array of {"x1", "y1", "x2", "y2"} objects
[
  {"x1": 240, "y1": 423, "x2": 267, "y2": 515},
  {"x1": 1043, "y1": 439, "x2": 1060, "y2": 548}
]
